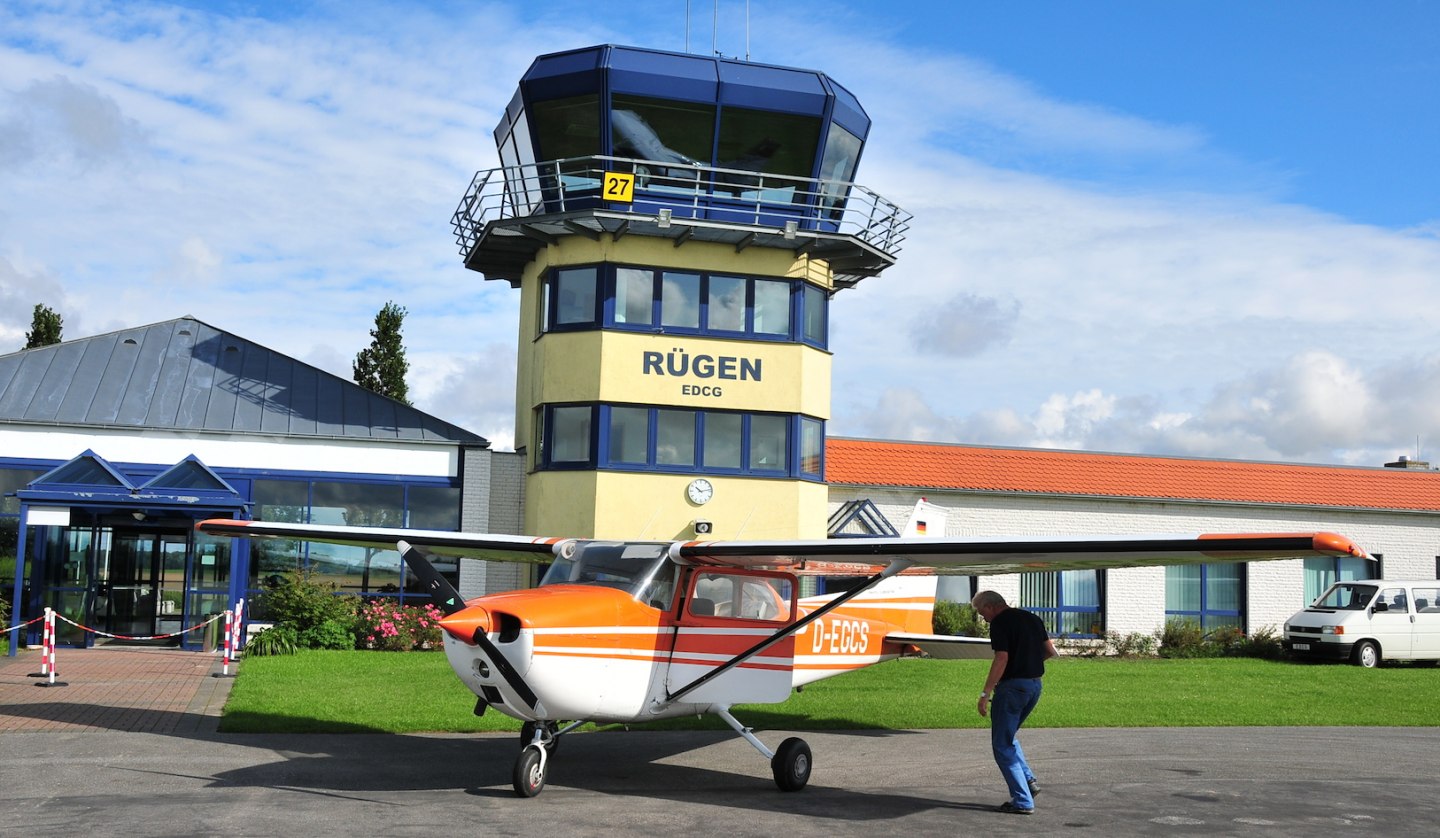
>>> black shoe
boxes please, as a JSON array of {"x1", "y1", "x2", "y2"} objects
[
  {"x1": 996, "y1": 801, "x2": 1034, "y2": 815},
  {"x1": 1028, "y1": 779, "x2": 1040, "y2": 797}
]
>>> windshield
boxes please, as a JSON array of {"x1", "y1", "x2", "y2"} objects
[
  {"x1": 539, "y1": 541, "x2": 676, "y2": 605},
  {"x1": 1311, "y1": 583, "x2": 1378, "y2": 610}
]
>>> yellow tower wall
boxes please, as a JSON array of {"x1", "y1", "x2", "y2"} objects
[{"x1": 514, "y1": 234, "x2": 836, "y2": 541}]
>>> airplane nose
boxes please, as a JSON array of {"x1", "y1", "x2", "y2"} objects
[{"x1": 439, "y1": 604, "x2": 491, "y2": 643}]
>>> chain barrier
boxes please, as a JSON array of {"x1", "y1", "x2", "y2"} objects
[
  {"x1": 2, "y1": 613, "x2": 47, "y2": 634},
  {"x1": 23, "y1": 605, "x2": 244, "y2": 687},
  {"x1": 53, "y1": 610, "x2": 225, "y2": 642}
]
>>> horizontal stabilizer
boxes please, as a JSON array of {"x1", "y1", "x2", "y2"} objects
[{"x1": 886, "y1": 632, "x2": 994, "y2": 660}]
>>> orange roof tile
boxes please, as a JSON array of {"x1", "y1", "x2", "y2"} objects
[{"x1": 824, "y1": 437, "x2": 1440, "y2": 513}]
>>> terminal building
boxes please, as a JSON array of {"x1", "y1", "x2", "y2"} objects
[{"x1": 6, "y1": 45, "x2": 1440, "y2": 652}]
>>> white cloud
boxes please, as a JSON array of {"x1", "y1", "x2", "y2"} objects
[
  {"x1": 416, "y1": 343, "x2": 519, "y2": 451},
  {"x1": 847, "y1": 348, "x2": 1440, "y2": 468},
  {"x1": 0, "y1": 74, "x2": 147, "y2": 169},
  {"x1": 0, "y1": 253, "x2": 69, "y2": 343},
  {"x1": 2, "y1": 0, "x2": 1439, "y2": 469},
  {"x1": 910, "y1": 292, "x2": 1019, "y2": 357}
]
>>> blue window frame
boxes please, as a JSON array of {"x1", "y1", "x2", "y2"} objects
[
  {"x1": 539, "y1": 263, "x2": 827, "y2": 348},
  {"x1": 247, "y1": 475, "x2": 462, "y2": 603},
  {"x1": 536, "y1": 403, "x2": 824, "y2": 481},
  {"x1": 1166, "y1": 563, "x2": 1244, "y2": 632},
  {"x1": 1020, "y1": 569, "x2": 1103, "y2": 638}
]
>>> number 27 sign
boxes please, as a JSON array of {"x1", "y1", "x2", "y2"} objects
[{"x1": 604, "y1": 171, "x2": 635, "y2": 203}]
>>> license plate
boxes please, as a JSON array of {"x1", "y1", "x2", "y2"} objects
[{"x1": 1292, "y1": 642, "x2": 1310, "y2": 650}]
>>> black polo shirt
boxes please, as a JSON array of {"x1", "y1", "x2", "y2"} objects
[{"x1": 990, "y1": 607, "x2": 1049, "y2": 681}]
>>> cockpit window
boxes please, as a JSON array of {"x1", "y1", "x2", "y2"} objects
[
  {"x1": 1312, "y1": 584, "x2": 1377, "y2": 610},
  {"x1": 689, "y1": 572, "x2": 793, "y2": 622},
  {"x1": 538, "y1": 542, "x2": 674, "y2": 606}
]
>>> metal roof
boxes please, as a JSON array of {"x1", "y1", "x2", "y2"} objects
[{"x1": 0, "y1": 316, "x2": 486, "y2": 445}]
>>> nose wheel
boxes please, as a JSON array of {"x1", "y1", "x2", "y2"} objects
[
  {"x1": 511, "y1": 719, "x2": 581, "y2": 797},
  {"x1": 513, "y1": 744, "x2": 548, "y2": 797}
]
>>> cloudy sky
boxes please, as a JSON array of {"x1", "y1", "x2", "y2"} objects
[{"x1": 2, "y1": 0, "x2": 1437, "y2": 466}]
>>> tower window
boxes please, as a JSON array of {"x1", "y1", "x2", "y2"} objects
[
  {"x1": 535, "y1": 404, "x2": 823, "y2": 481},
  {"x1": 540, "y1": 264, "x2": 826, "y2": 347}
]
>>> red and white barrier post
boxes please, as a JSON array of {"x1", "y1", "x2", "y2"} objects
[
  {"x1": 36, "y1": 608, "x2": 67, "y2": 688},
  {"x1": 39, "y1": 607, "x2": 52, "y2": 677},
  {"x1": 220, "y1": 608, "x2": 234, "y2": 676},
  {"x1": 231, "y1": 598, "x2": 245, "y2": 655}
]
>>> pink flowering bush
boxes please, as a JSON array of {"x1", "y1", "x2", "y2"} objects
[{"x1": 354, "y1": 600, "x2": 445, "y2": 651}]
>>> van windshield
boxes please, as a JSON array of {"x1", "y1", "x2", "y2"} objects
[{"x1": 1311, "y1": 584, "x2": 1377, "y2": 610}]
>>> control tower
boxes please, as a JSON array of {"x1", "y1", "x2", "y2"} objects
[{"x1": 452, "y1": 44, "x2": 909, "y2": 543}]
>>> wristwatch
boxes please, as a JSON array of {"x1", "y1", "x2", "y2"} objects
[{"x1": 979, "y1": 691, "x2": 991, "y2": 699}]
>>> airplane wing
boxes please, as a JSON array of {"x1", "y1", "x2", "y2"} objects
[
  {"x1": 197, "y1": 519, "x2": 1365, "y2": 575},
  {"x1": 676, "y1": 531, "x2": 1367, "y2": 573},
  {"x1": 195, "y1": 518, "x2": 573, "y2": 563}
]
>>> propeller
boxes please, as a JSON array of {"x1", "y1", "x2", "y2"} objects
[
  {"x1": 399, "y1": 539, "x2": 544, "y2": 715},
  {"x1": 397, "y1": 540, "x2": 467, "y2": 616}
]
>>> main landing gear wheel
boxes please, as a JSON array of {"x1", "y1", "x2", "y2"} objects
[
  {"x1": 771, "y1": 737, "x2": 812, "y2": 792},
  {"x1": 513, "y1": 745, "x2": 547, "y2": 797}
]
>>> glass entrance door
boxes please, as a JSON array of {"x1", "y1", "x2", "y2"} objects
[{"x1": 103, "y1": 532, "x2": 161, "y2": 638}]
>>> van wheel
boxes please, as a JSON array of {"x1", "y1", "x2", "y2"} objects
[{"x1": 1351, "y1": 640, "x2": 1380, "y2": 668}]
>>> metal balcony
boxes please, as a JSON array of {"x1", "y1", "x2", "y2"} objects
[{"x1": 451, "y1": 156, "x2": 912, "y2": 289}]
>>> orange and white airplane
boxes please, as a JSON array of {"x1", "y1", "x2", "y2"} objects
[{"x1": 196, "y1": 517, "x2": 1365, "y2": 797}]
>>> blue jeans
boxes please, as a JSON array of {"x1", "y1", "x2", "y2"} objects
[{"x1": 990, "y1": 677, "x2": 1042, "y2": 809}]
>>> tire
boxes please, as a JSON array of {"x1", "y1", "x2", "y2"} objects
[
  {"x1": 513, "y1": 746, "x2": 547, "y2": 798},
  {"x1": 771, "y1": 737, "x2": 812, "y2": 792},
  {"x1": 1351, "y1": 640, "x2": 1380, "y2": 669}
]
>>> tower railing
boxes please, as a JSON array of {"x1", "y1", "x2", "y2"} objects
[{"x1": 452, "y1": 155, "x2": 911, "y2": 261}]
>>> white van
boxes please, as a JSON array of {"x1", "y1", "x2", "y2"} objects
[{"x1": 1284, "y1": 579, "x2": 1440, "y2": 667}]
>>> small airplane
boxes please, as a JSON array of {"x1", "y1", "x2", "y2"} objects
[{"x1": 196, "y1": 516, "x2": 1366, "y2": 797}]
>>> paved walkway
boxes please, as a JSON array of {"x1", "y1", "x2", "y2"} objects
[{"x1": 0, "y1": 644, "x2": 235, "y2": 734}]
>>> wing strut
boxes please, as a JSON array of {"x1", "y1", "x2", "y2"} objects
[{"x1": 664, "y1": 558, "x2": 913, "y2": 705}]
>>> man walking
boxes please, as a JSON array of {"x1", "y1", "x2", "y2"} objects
[{"x1": 972, "y1": 589, "x2": 1058, "y2": 815}]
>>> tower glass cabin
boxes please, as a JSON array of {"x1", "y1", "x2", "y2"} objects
[{"x1": 452, "y1": 44, "x2": 909, "y2": 542}]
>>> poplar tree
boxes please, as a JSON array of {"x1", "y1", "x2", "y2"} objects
[
  {"x1": 23, "y1": 304, "x2": 63, "y2": 349},
  {"x1": 353, "y1": 301, "x2": 411, "y2": 405}
]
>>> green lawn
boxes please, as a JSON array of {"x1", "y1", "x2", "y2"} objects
[{"x1": 219, "y1": 651, "x2": 1440, "y2": 734}]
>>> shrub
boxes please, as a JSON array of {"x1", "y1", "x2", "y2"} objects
[
  {"x1": 1156, "y1": 618, "x2": 1209, "y2": 658},
  {"x1": 0, "y1": 595, "x2": 9, "y2": 626},
  {"x1": 1155, "y1": 620, "x2": 1283, "y2": 659},
  {"x1": 932, "y1": 601, "x2": 988, "y2": 638},
  {"x1": 355, "y1": 600, "x2": 445, "y2": 651},
  {"x1": 246, "y1": 625, "x2": 300, "y2": 656},
  {"x1": 255, "y1": 571, "x2": 358, "y2": 638},
  {"x1": 1105, "y1": 630, "x2": 1158, "y2": 658},
  {"x1": 298, "y1": 619, "x2": 358, "y2": 651},
  {"x1": 1228, "y1": 624, "x2": 1286, "y2": 660}
]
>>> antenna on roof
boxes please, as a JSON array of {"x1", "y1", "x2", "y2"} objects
[
  {"x1": 684, "y1": 0, "x2": 689, "y2": 52},
  {"x1": 746, "y1": 0, "x2": 751, "y2": 61}
]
